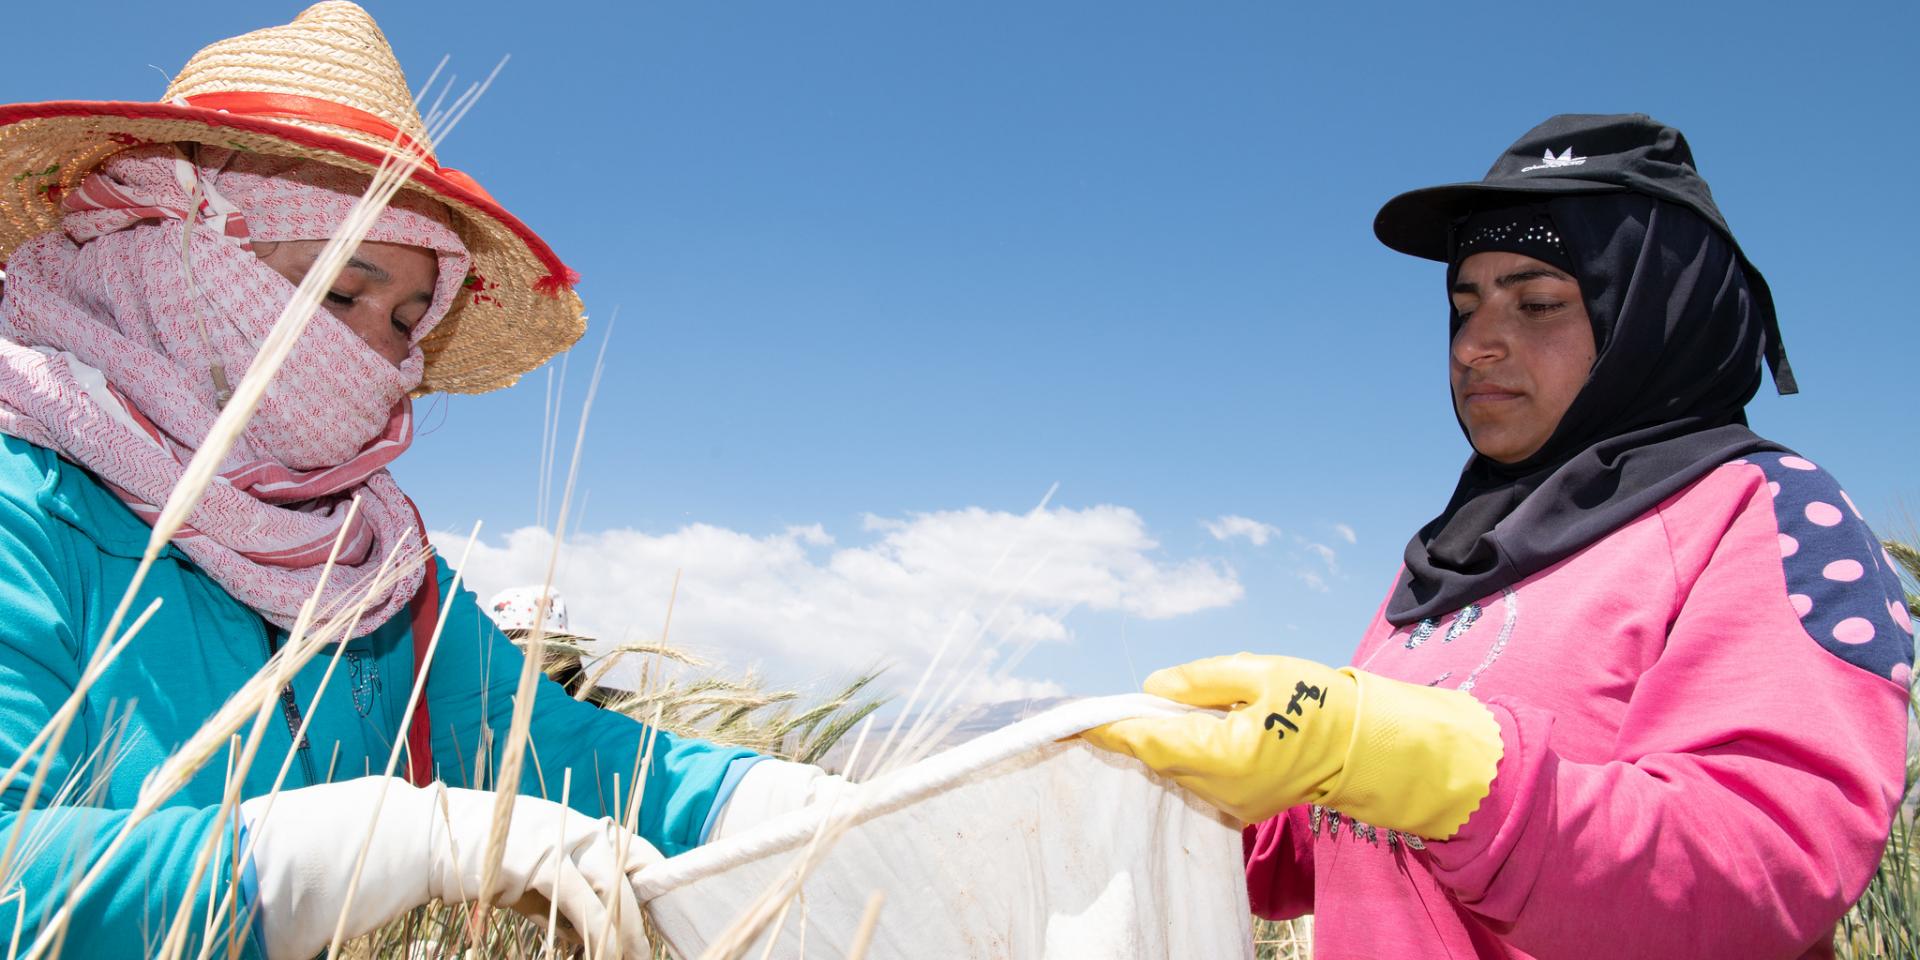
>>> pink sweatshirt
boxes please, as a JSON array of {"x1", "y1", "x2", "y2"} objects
[{"x1": 1246, "y1": 454, "x2": 1913, "y2": 959}]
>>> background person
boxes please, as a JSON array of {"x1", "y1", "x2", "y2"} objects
[
  {"x1": 1085, "y1": 114, "x2": 1912, "y2": 958},
  {"x1": 488, "y1": 584, "x2": 598, "y2": 696}
]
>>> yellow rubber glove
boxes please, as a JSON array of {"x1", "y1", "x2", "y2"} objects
[{"x1": 1081, "y1": 653, "x2": 1502, "y2": 839}]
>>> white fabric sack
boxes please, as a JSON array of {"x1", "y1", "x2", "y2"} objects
[{"x1": 634, "y1": 695, "x2": 1253, "y2": 959}]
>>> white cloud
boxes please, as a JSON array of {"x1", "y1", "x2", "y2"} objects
[
  {"x1": 962, "y1": 675, "x2": 1069, "y2": 703},
  {"x1": 432, "y1": 504, "x2": 1241, "y2": 700},
  {"x1": 1205, "y1": 514, "x2": 1282, "y2": 547},
  {"x1": 1293, "y1": 537, "x2": 1340, "y2": 591},
  {"x1": 1201, "y1": 514, "x2": 1350, "y2": 593}
]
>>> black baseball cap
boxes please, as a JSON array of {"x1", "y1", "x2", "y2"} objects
[{"x1": 1374, "y1": 113, "x2": 1794, "y2": 392}]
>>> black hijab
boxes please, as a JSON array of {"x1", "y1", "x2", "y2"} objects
[{"x1": 1385, "y1": 193, "x2": 1787, "y2": 625}]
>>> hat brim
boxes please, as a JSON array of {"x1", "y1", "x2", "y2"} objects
[
  {"x1": 0, "y1": 100, "x2": 584, "y2": 395},
  {"x1": 1373, "y1": 178, "x2": 1629, "y2": 263}
]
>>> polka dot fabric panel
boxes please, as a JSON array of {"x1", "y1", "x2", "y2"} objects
[{"x1": 1750, "y1": 453, "x2": 1914, "y2": 685}]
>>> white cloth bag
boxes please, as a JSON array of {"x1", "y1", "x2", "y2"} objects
[{"x1": 634, "y1": 695, "x2": 1253, "y2": 959}]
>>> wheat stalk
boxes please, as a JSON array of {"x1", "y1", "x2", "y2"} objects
[
  {"x1": 16, "y1": 537, "x2": 427, "y2": 960},
  {"x1": 690, "y1": 713, "x2": 879, "y2": 960},
  {"x1": 192, "y1": 576, "x2": 384, "y2": 960},
  {"x1": 321, "y1": 525, "x2": 481, "y2": 958},
  {"x1": 183, "y1": 503, "x2": 420, "y2": 960},
  {"x1": 10, "y1": 66, "x2": 453, "y2": 953},
  {"x1": 156, "y1": 498, "x2": 372, "y2": 959},
  {"x1": 0, "y1": 597, "x2": 160, "y2": 885},
  {"x1": 671, "y1": 485, "x2": 1070, "y2": 959},
  {"x1": 14, "y1": 58, "x2": 515, "y2": 960},
  {"x1": 568, "y1": 710, "x2": 664, "y2": 960},
  {"x1": 542, "y1": 768, "x2": 573, "y2": 959},
  {"x1": 856, "y1": 484, "x2": 1059, "y2": 781},
  {"x1": 843, "y1": 891, "x2": 884, "y2": 960},
  {"x1": 469, "y1": 318, "x2": 612, "y2": 951},
  {"x1": 579, "y1": 570, "x2": 683, "y2": 700},
  {"x1": 3, "y1": 702, "x2": 143, "y2": 905},
  {"x1": 2, "y1": 886, "x2": 26, "y2": 960}
]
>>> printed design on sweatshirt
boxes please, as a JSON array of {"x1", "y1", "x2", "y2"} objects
[
  {"x1": 1456, "y1": 588, "x2": 1518, "y2": 695},
  {"x1": 1442, "y1": 603, "x2": 1482, "y2": 642},
  {"x1": 1401, "y1": 602, "x2": 1483, "y2": 651},
  {"x1": 347, "y1": 650, "x2": 381, "y2": 717},
  {"x1": 1309, "y1": 804, "x2": 1425, "y2": 850},
  {"x1": 1403, "y1": 618, "x2": 1439, "y2": 650},
  {"x1": 1745, "y1": 453, "x2": 1914, "y2": 684},
  {"x1": 1379, "y1": 590, "x2": 1518, "y2": 692}
]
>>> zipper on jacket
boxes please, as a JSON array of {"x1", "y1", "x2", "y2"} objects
[{"x1": 264, "y1": 625, "x2": 319, "y2": 785}]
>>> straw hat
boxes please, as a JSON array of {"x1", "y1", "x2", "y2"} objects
[{"x1": 0, "y1": 1, "x2": 582, "y2": 394}]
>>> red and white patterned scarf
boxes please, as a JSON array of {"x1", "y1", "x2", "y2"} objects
[{"x1": 0, "y1": 144, "x2": 471, "y2": 636}]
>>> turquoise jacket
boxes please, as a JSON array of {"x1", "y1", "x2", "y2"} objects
[{"x1": 0, "y1": 435, "x2": 757, "y2": 957}]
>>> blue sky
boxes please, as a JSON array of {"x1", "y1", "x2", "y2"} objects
[{"x1": 10, "y1": 1, "x2": 1918, "y2": 701}]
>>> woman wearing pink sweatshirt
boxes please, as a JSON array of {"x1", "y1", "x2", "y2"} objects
[{"x1": 1085, "y1": 114, "x2": 1912, "y2": 958}]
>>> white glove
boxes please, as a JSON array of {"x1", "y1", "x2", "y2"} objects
[
  {"x1": 707, "y1": 758, "x2": 857, "y2": 841},
  {"x1": 240, "y1": 777, "x2": 660, "y2": 960}
]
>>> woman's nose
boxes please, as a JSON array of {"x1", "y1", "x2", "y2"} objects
[
  {"x1": 339, "y1": 304, "x2": 408, "y2": 367},
  {"x1": 1451, "y1": 310, "x2": 1507, "y2": 368}
]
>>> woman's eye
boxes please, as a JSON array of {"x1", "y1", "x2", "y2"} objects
[
  {"x1": 324, "y1": 291, "x2": 355, "y2": 307},
  {"x1": 391, "y1": 317, "x2": 413, "y2": 336},
  {"x1": 1522, "y1": 301, "x2": 1563, "y2": 316}
]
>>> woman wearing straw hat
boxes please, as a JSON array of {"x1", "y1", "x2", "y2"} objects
[
  {"x1": 1085, "y1": 115, "x2": 1912, "y2": 957},
  {"x1": 0, "y1": 5, "x2": 830, "y2": 957}
]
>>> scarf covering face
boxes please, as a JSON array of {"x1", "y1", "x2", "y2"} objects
[
  {"x1": 0, "y1": 144, "x2": 471, "y2": 636},
  {"x1": 1386, "y1": 194, "x2": 1786, "y2": 625}
]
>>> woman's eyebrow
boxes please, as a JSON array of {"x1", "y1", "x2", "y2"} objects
[
  {"x1": 1495, "y1": 268, "x2": 1570, "y2": 287},
  {"x1": 1454, "y1": 269, "x2": 1573, "y2": 296},
  {"x1": 343, "y1": 256, "x2": 390, "y2": 283}
]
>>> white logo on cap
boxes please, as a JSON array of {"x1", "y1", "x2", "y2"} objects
[{"x1": 1521, "y1": 147, "x2": 1588, "y2": 173}]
